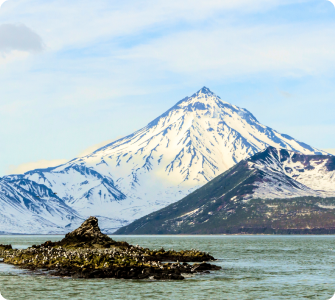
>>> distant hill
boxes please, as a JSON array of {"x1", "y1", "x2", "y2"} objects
[{"x1": 115, "y1": 147, "x2": 335, "y2": 234}]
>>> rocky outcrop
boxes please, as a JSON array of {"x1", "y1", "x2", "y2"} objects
[
  {"x1": 0, "y1": 217, "x2": 220, "y2": 280},
  {"x1": 40, "y1": 216, "x2": 126, "y2": 249},
  {"x1": 0, "y1": 244, "x2": 12, "y2": 251}
]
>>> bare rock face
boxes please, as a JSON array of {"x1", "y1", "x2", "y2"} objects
[
  {"x1": 42, "y1": 217, "x2": 128, "y2": 248},
  {"x1": 62, "y1": 216, "x2": 111, "y2": 245}
]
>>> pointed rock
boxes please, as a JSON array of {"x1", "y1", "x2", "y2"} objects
[
  {"x1": 61, "y1": 216, "x2": 111, "y2": 244},
  {"x1": 43, "y1": 217, "x2": 129, "y2": 248}
]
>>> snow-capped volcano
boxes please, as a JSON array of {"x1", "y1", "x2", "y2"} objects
[
  {"x1": 62, "y1": 87, "x2": 324, "y2": 212},
  {"x1": 1, "y1": 87, "x2": 329, "y2": 233}
]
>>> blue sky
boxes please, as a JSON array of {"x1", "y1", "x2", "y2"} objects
[{"x1": 0, "y1": 0, "x2": 335, "y2": 174}]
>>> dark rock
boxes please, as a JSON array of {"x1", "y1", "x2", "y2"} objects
[
  {"x1": 53, "y1": 216, "x2": 117, "y2": 248},
  {"x1": 192, "y1": 262, "x2": 221, "y2": 272},
  {"x1": 40, "y1": 241, "x2": 55, "y2": 248},
  {"x1": 137, "y1": 273, "x2": 150, "y2": 279},
  {"x1": 0, "y1": 244, "x2": 12, "y2": 251},
  {"x1": 168, "y1": 274, "x2": 185, "y2": 280}
]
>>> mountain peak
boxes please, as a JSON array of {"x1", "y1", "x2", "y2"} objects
[
  {"x1": 148, "y1": 87, "x2": 222, "y2": 127},
  {"x1": 191, "y1": 86, "x2": 215, "y2": 98},
  {"x1": 199, "y1": 86, "x2": 213, "y2": 95}
]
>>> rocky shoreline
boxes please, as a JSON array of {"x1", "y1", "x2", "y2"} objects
[{"x1": 0, "y1": 217, "x2": 221, "y2": 280}]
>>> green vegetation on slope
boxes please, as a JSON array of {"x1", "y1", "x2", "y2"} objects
[
  {"x1": 116, "y1": 195, "x2": 335, "y2": 234},
  {"x1": 116, "y1": 148, "x2": 335, "y2": 235},
  {"x1": 115, "y1": 161, "x2": 258, "y2": 234}
]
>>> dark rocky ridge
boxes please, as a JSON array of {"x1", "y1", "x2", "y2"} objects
[
  {"x1": 115, "y1": 147, "x2": 335, "y2": 235},
  {"x1": 0, "y1": 217, "x2": 220, "y2": 280}
]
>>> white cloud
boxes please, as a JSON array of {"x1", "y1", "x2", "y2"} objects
[
  {"x1": 0, "y1": 49, "x2": 29, "y2": 64},
  {"x1": 5, "y1": 137, "x2": 124, "y2": 175},
  {"x1": 77, "y1": 137, "x2": 123, "y2": 157},
  {"x1": 6, "y1": 159, "x2": 68, "y2": 174},
  {"x1": 0, "y1": 23, "x2": 43, "y2": 53},
  {"x1": 116, "y1": 24, "x2": 335, "y2": 78},
  {"x1": 0, "y1": 0, "x2": 307, "y2": 52},
  {"x1": 0, "y1": 1, "x2": 325, "y2": 74}
]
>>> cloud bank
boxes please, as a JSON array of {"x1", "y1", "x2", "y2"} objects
[
  {"x1": 6, "y1": 159, "x2": 68, "y2": 175},
  {"x1": 0, "y1": 23, "x2": 43, "y2": 53},
  {"x1": 5, "y1": 137, "x2": 124, "y2": 175}
]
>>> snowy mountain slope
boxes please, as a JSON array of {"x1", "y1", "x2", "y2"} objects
[
  {"x1": 81, "y1": 87, "x2": 325, "y2": 196},
  {"x1": 247, "y1": 147, "x2": 335, "y2": 200},
  {"x1": 2, "y1": 87, "x2": 331, "y2": 233},
  {"x1": 279, "y1": 151, "x2": 335, "y2": 194},
  {"x1": 115, "y1": 147, "x2": 335, "y2": 235},
  {"x1": 31, "y1": 87, "x2": 325, "y2": 214},
  {"x1": 3, "y1": 164, "x2": 129, "y2": 231},
  {"x1": 80, "y1": 87, "x2": 326, "y2": 197},
  {"x1": 6, "y1": 164, "x2": 126, "y2": 208},
  {"x1": 0, "y1": 177, "x2": 83, "y2": 234},
  {"x1": 24, "y1": 164, "x2": 126, "y2": 207}
]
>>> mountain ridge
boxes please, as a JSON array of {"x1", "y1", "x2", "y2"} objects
[
  {"x1": 0, "y1": 177, "x2": 83, "y2": 234},
  {"x1": 115, "y1": 147, "x2": 335, "y2": 235}
]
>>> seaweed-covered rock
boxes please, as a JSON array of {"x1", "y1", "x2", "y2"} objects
[
  {"x1": 0, "y1": 244, "x2": 12, "y2": 258},
  {"x1": 0, "y1": 244, "x2": 12, "y2": 251},
  {"x1": 1, "y1": 217, "x2": 221, "y2": 280}
]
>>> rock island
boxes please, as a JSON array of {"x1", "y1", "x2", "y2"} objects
[{"x1": 0, "y1": 217, "x2": 220, "y2": 280}]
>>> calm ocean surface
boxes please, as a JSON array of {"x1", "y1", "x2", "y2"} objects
[{"x1": 0, "y1": 235, "x2": 335, "y2": 300}]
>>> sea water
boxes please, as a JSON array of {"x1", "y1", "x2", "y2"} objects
[{"x1": 0, "y1": 235, "x2": 335, "y2": 300}]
